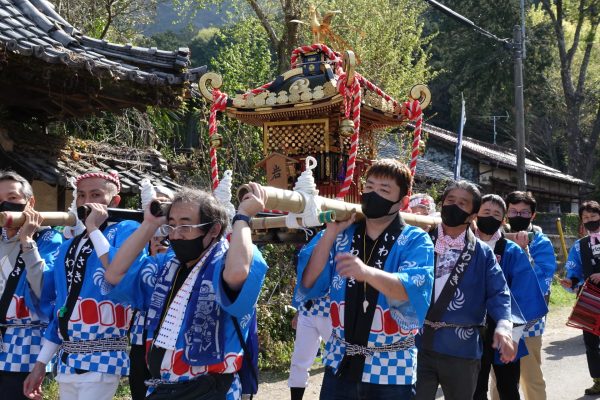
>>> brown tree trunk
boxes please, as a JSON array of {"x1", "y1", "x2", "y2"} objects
[
  {"x1": 276, "y1": 0, "x2": 302, "y2": 73},
  {"x1": 541, "y1": 0, "x2": 600, "y2": 181}
]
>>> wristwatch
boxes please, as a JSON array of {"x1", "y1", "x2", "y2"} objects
[{"x1": 232, "y1": 214, "x2": 251, "y2": 227}]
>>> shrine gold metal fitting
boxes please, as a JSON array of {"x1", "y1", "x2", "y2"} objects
[{"x1": 339, "y1": 119, "x2": 355, "y2": 137}]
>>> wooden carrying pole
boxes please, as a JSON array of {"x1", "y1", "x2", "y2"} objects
[
  {"x1": 238, "y1": 184, "x2": 441, "y2": 230},
  {"x1": 0, "y1": 208, "x2": 144, "y2": 228},
  {"x1": 0, "y1": 212, "x2": 76, "y2": 228}
]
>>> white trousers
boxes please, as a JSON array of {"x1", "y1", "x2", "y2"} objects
[
  {"x1": 57, "y1": 372, "x2": 120, "y2": 400},
  {"x1": 288, "y1": 313, "x2": 332, "y2": 388}
]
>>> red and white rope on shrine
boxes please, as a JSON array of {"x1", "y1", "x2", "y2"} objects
[{"x1": 205, "y1": 44, "x2": 423, "y2": 199}]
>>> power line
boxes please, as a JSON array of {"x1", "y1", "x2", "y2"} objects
[{"x1": 424, "y1": 0, "x2": 527, "y2": 190}]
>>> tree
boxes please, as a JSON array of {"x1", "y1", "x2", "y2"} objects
[
  {"x1": 424, "y1": 0, "x2": 600, "y2": 180},
  {"x1": 324, "y1": 0, "x2": 431, "y2": 99},
  {"x1": 49, "y1": 0, "x2": 159, "y2": 40},
  {"x1": 539, "y1": 0, "x2": 600, "y2": 179},
  {"x1": 174, "y1": 0, "x2": 302, "y2": 72},
  {"x1": 175, "y1": 0, "x2": 432, "y2": 81},
  {"x1": 424, "y1": 0, "x2": 522, "y2": 144}
]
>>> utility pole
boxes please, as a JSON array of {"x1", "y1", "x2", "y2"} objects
[
  {"x1": 513, "y1": 26, "x2": 526, "y2": 190},
  {"x1": 424, "y1": 0, "x2": 528, "y2": 190}
]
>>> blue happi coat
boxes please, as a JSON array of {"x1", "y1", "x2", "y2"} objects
[
  {"x1": 565, "y1": 237, "x2": 592, "y2": 289},
  {"x1": 128, "y1": 250, "x2": 173, "y2": 346},
  {"x1": 44, "y1": 220, "x2": 141, "y2": 376},
  {"x1": 421, "y1": 237, "x2": 512, "y2": 360},
  {"x1": 524, "y1": 230, "x2": 556, "y2": 337},
  {"x1": 107, "y1": 238, "x2": 268, "y2": 399},
  {"x1": 494, "y1": 238, "x2": 547, "y2": 362},
  {"x1": 0, "y1": 228, "x2": 62, "y2": 372},
  {"x1": 295, "y1": 224, "x2": 434, "y2": 385}
]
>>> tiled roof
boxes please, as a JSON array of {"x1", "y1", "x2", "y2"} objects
[
  {"x1": 422, "y1": 124, "x2": 590, "y2": 186},
  {"x1": 0, "y1": 0, "x2": 206, "y2": 118},
  {"x1": 378, "y1": 136, "x2": 457, "y2": 183},
  {"x1": 0, "y1": 131, "x2": 180, "y2": 194},
  {"x1": 0, "y1": 0, "x2": 205, "y2": 85}
]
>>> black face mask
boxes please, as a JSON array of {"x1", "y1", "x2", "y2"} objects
[
  {"x1": 477, "y1": 216, "x2": 503, "y2": 235},
  {"x1": 0, "y1": 202, "x2": 26, "y2": 212},
  {"x1": 584, "y1": 220, "x2": 600, "y2": 233},
  {"x1": 171, "y1": 234, "x2": 211, "y2": 264},
  {"x1": 441, "y1": 204, "x2": 471, "y2": 227},
  {"x1": 508, "y1": 216, "x2": 531, "y2": 232},
  {"x1": 361, "y1": 191, "x2": 401, "y2": 219}
]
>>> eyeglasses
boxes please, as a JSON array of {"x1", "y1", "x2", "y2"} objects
[
  {"x1": 159, "y1": 223, "x2": 212, "y2": 236},
  {"x1": 507, "y1": 210, "x2": 532, "y2": 218}
]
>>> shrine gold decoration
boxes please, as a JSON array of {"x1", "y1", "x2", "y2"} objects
[
  {"x1": 409, "y1": 84, "x2": 432, "y2": 110},
  {"x1": 198, "y1": 72, "x2": 223, "y2": 100},
  {"x1": 263, "y1": 118, "x2": 329, "y2": 156},
  {"x1": 343, "y1": 50, "x2": 356, "y2": 86}
]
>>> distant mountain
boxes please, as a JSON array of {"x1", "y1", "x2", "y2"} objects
[{"x1": 142, "y1": 1, "x2": 228, "y2": 35}]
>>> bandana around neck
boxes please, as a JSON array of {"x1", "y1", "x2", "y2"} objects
[
  {"x1": 147, "y1": 238, "x2": 228, "y2": 366},
  {"x1": 434, "y1": 225, "x2": 466, "y2": 254}
]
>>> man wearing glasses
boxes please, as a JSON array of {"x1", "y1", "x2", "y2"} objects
[
  {"x1": 24, "y1": 170, "x2": 142, "y2": 400},
  {"x1": 99, "y1": 185, "x2": 268, "y2": 399},
  {"x1": 504, "y1": 191, "x2": 557, "y2": 400}
]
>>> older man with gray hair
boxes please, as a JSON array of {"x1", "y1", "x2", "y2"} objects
[{"x1": 0, "y1": 170, "x2": 62, "y2": 400}]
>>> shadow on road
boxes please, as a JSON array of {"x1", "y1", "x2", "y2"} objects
[{"x1": 545, "y1": 334, "x2": 584, "y2": 360}]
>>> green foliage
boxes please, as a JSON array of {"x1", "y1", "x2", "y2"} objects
[
  {"x1": 562, "y1": 213, "x2": 581, "y2": 237},
  {"x1": 549, "y1": 280, "x2": 576, "y2": 308},
  {"x1": 209, "y1": 18, "x2": 276, "y2": 93},
  {"x1": 42, "y1": 377, "x2": 58, "y2": 400},
  {"x1": 425, "y1": 0, "x2": 522, "y2": 142},
  {"x1": 255, "y1": 244, "x2": 298, "y2": 370},
  {"x1": 326, "y1": 0, "x2": 433, "y2": 99},
  {"x1": 424, "y1": 0, "x2": 600, "y2": 182},
  {"x1": 48, "y1": 0, "x2": 159, "y2": 41},
  {"x1": 48, "y1": 109, "x2": 159, "y2": 148}
]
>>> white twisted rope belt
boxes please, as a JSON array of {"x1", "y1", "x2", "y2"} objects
[
  {"x1": 333, "y1": 333, "x2": 415, "y2": 357},
  {"x1": 424, "y1": 320, "x2": 482, "y2": 330},
  {"x1": 60, "y1": 336, "x2": 128, "y2": 354}
]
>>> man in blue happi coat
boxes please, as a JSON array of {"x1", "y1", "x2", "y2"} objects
[
  {"x1": 0, "y1": 171, "x2": 62, "y2": 400},
  {"x1": 101, "y1": 184, "x2": 268, "y2": 399},
  {"x1": 504, "y1": 191, "x2": 557, "y2": 400},
  {"x1": 561, "y1": 200, "x2": 600, "y2": 396},
  {"x1": 24, "y1": 171, "x2": 141, "y2": 400},
  {"x1": 296, "y1": 159, "x2": 434, "y2": 400},
  {"x1": 415, "y1": 181, "x2": 516, "y2": 400},
  {"x1": 473, "y1": 194, "x2": 547, "y2": 400}
]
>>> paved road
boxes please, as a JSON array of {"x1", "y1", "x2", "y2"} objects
[{"x1": 257, "y1": 306, "x2": 593, "y2": 400}]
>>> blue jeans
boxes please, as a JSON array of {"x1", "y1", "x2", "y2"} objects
[{"x1": 319, "y1": 366, "x2": 415, "y2": 400}]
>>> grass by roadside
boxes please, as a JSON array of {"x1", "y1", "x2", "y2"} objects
[{"x1": 549, "y1": 280, "x2": 576, "y2": 308}]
